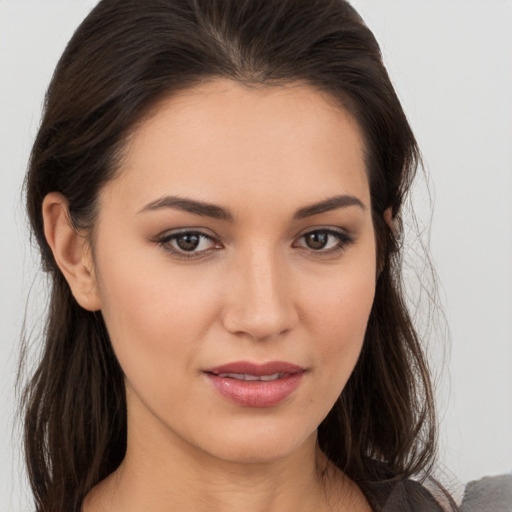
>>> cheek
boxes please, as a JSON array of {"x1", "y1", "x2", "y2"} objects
[
  {"x1": 94, "y1": 247, "x2": 221, "y2": 376},
  {"x1": 315, "y1": 275, "x2": 374, "y2": 343},
  {"x1": 303, "y1": 252, "x2": 376, "y2": 394},
  {"x1": 312, "y1": 283, "x2": 374, "y2": 371}
]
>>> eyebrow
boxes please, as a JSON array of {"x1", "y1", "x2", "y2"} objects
[
  {"x1": 138, "y1": 194, "x2": 365, "y2": 221},
  {"x1": 138, "y1": 196, "x2": 233, "y2": 221},
  {"x1": 293, "y1": 194, "x2": 365, "y2": 219}
]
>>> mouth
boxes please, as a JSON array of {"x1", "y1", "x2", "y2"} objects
[
  {"x1": 204, "y1": 361, "x2": 305, "y2": 407},
  {"x1": 213, "y1": 372, "x2": 286, "y2": 381},
  {"x1": 206, "y1": 360, "x2": 304, "y2": 377}
]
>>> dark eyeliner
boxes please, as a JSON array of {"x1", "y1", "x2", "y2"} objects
[
  {"x1": 155, "y1": 230, "x2": 219, "y2": 259},
  {"x1": 296, "y1": 228, "x2": 354, "y2": 254}
]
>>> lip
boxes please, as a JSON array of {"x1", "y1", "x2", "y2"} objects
[{"x1": 204, "y1": 361, "x2": 305, "y2": 407}]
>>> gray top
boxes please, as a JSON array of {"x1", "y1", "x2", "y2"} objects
[
  {"x1": 365, "y1": 472, "x2": 512, "y2": 511},
  {"x1": 460, "y1": 473, "x2": 512, "y2": 512}
]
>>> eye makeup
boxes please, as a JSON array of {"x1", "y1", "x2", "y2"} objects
[{"x1": 153, "y1": 225, "x2": 355, "y2": 261}]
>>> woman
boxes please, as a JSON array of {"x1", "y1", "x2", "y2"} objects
[{"x1": 20, "y1": 0, "x2": 459, "y2": 510}]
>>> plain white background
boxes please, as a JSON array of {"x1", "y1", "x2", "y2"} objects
[{"x1": 1, "y1": 1, "x2": 511, "y2": 510}]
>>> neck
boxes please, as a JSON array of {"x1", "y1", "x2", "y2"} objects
[
  {"x1": 83, "y1": 393, "x2": 366, "y2": 512},
  {"x1": 92, "y1": 439, "x2": 332, "y2": 511}
]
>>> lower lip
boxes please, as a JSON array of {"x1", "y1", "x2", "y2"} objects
[{"x1": 205, "y1": 372, "x2": 304, "y2": 407}]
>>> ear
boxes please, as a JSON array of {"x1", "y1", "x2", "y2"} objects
[
  {"x1": 376, "y1": 207, "x2": 395, "y2": 278},
  {"x1": 42, "y1": 192, "x2": 102, "y2": 311},
  {"x1": 383, "y1": 206, "x2": 393, "y2": 229}
]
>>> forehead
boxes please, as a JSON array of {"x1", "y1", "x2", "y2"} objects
[{"x1": 104, "y1": 79, "x2": 370, "y2": 213}]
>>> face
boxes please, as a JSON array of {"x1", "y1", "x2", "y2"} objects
[{"x1": 91, "y1": 79, "x2": 377, "y2": 464}]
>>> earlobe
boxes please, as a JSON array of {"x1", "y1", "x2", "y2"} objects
[
  {"x1": 377, "y1": 207, "x2": 395, "y2": 278},
  {"x1": 383, "y1": 206, "x2": 398, "y2": 237},
  {"x1": 42, "y1": 192, "x2": 101, "y2": 311},
  {"x1": 383, "y1": 207, "x2": 393, "y2": 229}
]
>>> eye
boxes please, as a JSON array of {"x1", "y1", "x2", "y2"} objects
[
  {"x1": 156, "y1": 230, "x2": 221, "y2": 258},
  {"x1": 294, "y1": 229, "x2": 353, "y2": 253}
]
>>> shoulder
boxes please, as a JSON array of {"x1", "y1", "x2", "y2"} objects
[
  {"x1": 460, "y1": 473, "x2": 512, "y2": 512},
  {"x1": 364, "y1": 477, "x2": 445, "y2": 511},
  {"x1": 358, "y1": 460, "x2": 446, "y2": 511}
]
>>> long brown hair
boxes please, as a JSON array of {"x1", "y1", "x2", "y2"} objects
[{"x1": 22, "y1": 0, "x2": 440, "y2": 510}]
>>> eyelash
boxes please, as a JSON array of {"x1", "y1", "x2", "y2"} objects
[
  {"x1": 156, "y1": 230, "x2": 220, "y2": 259},
  {"x1": 155, "y1": 228, "x2": 354, "y2": 259},
  {"x1": 292, "y1": 228, "x2": 354, "y2": 255}
]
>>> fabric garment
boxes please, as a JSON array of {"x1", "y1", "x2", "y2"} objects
[
  {"x1": 459, "y1": 473, "x2": 512, "y2": 512},
  {"x1": 363, "y1": 472, "x2": 512, "y2": 512},
  {"x1": 364, "y1": 478, "x2": 445, "y2": 511}
]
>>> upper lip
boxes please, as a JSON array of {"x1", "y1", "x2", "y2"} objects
[{"x1": 205, "y1": 361, "x2": 305, "y2": 376}]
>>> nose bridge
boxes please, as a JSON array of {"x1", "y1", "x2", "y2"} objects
[{"x1": 223, "y1": 243, "x2": 296, "y2": 341}]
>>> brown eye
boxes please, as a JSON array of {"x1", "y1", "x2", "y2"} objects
[
  {"x1": 294, "y1": 229, "x2": 353, "y2": 253},
  {"x1": 304, "y1": 231, "x2": 329, "y2": 250},
  {"x1": 176, "y1": 233, "x2": 201, "y2": 251},
  {"x1": 157, "y1": 230, "x2": 220, "y2": 258}
]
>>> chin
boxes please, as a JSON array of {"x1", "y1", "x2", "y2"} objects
[{"x1": 191, "y1": 420, "x2": 317, "y2": 465}]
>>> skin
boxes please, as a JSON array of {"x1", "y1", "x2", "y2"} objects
[{"x1": 43, "y1": 79, "x2": 378, "y2": 511}]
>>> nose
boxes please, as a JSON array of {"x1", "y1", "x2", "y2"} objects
[{"x1": 221, "y1": 249, "x2": 298, "y2": 342}]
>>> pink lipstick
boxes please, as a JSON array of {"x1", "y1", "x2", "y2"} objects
[{"x1": 204, "y1": 361, "x2": 305, "y2": 407}]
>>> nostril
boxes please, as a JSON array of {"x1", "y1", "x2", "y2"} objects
[{"x1": 221, "y1": 258, "x2": 298, "y2": 340}]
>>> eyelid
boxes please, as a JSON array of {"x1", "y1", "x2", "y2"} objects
[
  {"x1": 152, "y1": 226, "x2": 354, "y2": 260},
  {"x1": 292, "y1": 227, "x2": 354, "y2": 253},
  {"x1": 154, "y1": 228, "x2": 222, "y2": 259}
]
